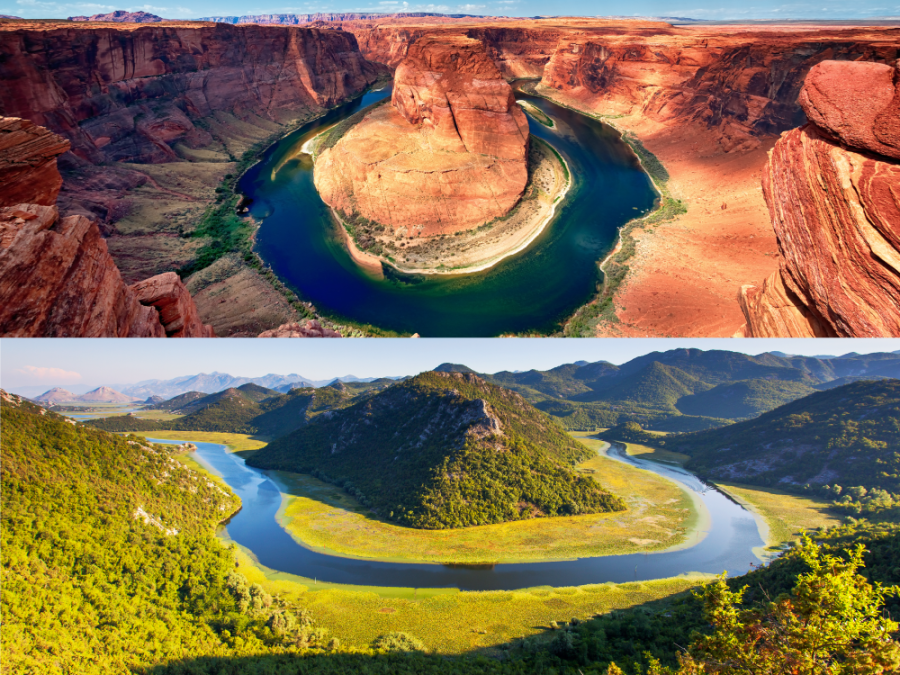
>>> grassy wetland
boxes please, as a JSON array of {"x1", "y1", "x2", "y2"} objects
[
  {"x1": 266, "y1": 433, "x2": 697, "y2": 564},
  {"x1": 153, "y1": 429, "x2": 710, "y2": 654}
]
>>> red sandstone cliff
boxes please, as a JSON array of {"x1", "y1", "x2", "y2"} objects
[
  {"x1": 0, "y1": 118, "x2": 70, "y2": 208},
  {"x1": 738, "y1": 60, "x2": 900, "y2": 337},
  {"x1": 345, "y1": 21, "x2": 898, "y2": 150},
  {"x1": 0, "y1": 117, "x2": 215, "y2": 337},
  {"x1": 0, "y1": 22, "x2": 385, "y2": 165},
  {"x1": 314, "y1": 35, "x2": 529, "y2": 235}
]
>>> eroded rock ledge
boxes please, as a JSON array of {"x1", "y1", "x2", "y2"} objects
[
  {"x1": 738, "y1": 60, "x2": 900, "y2": 338},
  {"x1": 0, "y1": 117, "x2": 214, "y2": 337}
]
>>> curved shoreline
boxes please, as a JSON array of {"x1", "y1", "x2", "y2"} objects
[
  {"x1": 150, "y1": 435, "x2": 765, "y2": 580},
  {"x1": 328, "y1": 137, "x2": 573, "y2": 277}
]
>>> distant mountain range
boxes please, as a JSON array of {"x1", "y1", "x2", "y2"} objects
[
  {"x1": 35, "y1": 387, "x2": 138, "y2": 404},
  {"x1": 21, "y1": 349, "x2": 900, "y2": 424}
]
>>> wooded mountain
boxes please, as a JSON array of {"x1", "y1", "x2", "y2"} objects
[
  {"x1": 660, "y1": 380, "x2": 900, "y2": 496},
  {"x1": 247, "y1": 372, "x2": 625, "y2": 529},
  {"x1": 483, "y1": 349, "x2": 900, "y2": 430}
]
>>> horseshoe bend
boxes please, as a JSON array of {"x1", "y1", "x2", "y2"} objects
[{"x1": 1, "y1": 15, "x2": 899, "y2": 336}]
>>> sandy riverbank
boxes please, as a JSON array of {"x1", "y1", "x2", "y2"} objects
[{"x1": 535, "y1": 87, "x2": 779, "y2": 337}]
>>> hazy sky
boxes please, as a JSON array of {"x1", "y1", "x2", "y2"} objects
[
  {"x1": 3, "y1": 0, "x2": 897, "y2": 22},
  {"x1": 2, "y1": 337, "x2": 899, "y2": 392}
]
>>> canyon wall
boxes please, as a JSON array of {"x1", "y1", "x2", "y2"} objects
[
  {"x1": 314, "y1": 35, "x2": 529, "y2": 235},
  {"x1": 739, "y1": 60, "x2": 900, "y2": 337},
  {"x1": 0, "y1": 117, "x2": 214, "y2": 337},
  {"x1": 346, "y1": 21, "x2": 898, "y2": 149},
  {"x1": 0, "y1": 22, "x2": 385, "y2": 165}
]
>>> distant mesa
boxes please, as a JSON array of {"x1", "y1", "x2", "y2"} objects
[
  {"x1": 68, "y1": 10, "x2": 164, "y2": 22},
  {"x1": 314, "y1": 35, "x2": 529, "y2": 238}
]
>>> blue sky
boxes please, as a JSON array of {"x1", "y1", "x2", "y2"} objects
[
  {"x1": 3, "y1": 0, "x2": 898, "y2": 21},
  {"x1": 2, "y1": 338, "x2": 899, "y2": 393}
]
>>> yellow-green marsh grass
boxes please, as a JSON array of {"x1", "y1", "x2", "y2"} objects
[
  {"x1": 233, "y1": 544, "x2": 708, "y2": 654},
  {"x1": 139, "y1": 430, "x2": 268, "y2": 453},
  {"x1": 622, "y1": 441, "x2": 691, "y2": 465},
  {"x1": 131, "y1": 411, "x2": 183, "y2": 421},
  {"x1": 716, "y1": 483, "x2": 841, "y2": 556},
  {"x1": 266, "y1": 433, "x2": 700, "y2": 564}
]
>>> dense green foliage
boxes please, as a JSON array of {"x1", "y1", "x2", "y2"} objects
[
  {"x1": 248, "y1": 372, "x2": 624, "y2": 529},
  {"x1": 486, "y1": 350, "x2": 900, "y2": 431},
  {"x1": 89, "y1": 386, "x2": 355, "y2": 438},
  {"x1": 664, "y1": 380, "x2": 900, "y2": 496},
  {"x1": 0, "y1": 397, "x2": 330, "y2": 673},
  {"x1": 675, "y1": 379, "x2": 816, "y2": 420}
]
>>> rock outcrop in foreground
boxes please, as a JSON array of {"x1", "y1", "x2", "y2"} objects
[
  {"x1": 314, "y1": 35, "x2": 529, "y2": 235},
  {"x1": 739, "y1": 60, "x2": 900, "y2": 337},
  {"x1": 0, "y1": 118, "x2": 214, "y2": 337}
]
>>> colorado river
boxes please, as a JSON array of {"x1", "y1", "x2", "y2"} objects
[
  {"x1": 241, "y1": 85, "x2": 658, "y2": 336},
  {"x1": 151, "y1": 438, "x2": 767, "y2": 591}
]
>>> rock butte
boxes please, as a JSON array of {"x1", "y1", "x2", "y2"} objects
[
  {"x1": 738, "y1": 59, "x2": 900, "y2": 338},
  {"x1": 314, "y1": 35, "x2": 529, "y2": 235},
  {"x1": 0, "y1": 117, "x2": 214, "y2": 337}
]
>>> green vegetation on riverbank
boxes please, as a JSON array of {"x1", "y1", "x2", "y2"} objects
[
  {"x1": 175, "y1": 78, "x2": 400, "y2": 337},
  {"x1": 516, "y1": 85, "x2": 687, "y2": 337}
]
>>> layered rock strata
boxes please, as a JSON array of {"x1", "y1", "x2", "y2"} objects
[
  {"x1": 0, "y1": 117, "x2": 214, "y2": 337},
  {"x1": 0, "y1": 118, "x2": 70, "y2": 207},
  {"x1": 314, "y1": 35, "x2": 529, "y2": 235},
  {"x1": 346, "y1": 21, "x2": 898, "y2": 150},
  {"x1": 739, "y1": 60, "x2": 900, "y2": 337},
  {"x1": 0, "y1": 22, "x2": 384, "y2": 165}
]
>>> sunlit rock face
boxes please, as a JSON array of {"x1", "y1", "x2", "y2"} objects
[
  {"x1": 314, "y1": 35, "x2": 529, "y2": 236},
  {"x1": 739, "y1": 60, "x2": 900, "y2": 338}
]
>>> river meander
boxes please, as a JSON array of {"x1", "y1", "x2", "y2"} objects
[
  {"x1": 240, "y1": 85, "x2": 657, "y2": 336},
  {"x1": 151, "y1": 438, "x2": 767, "y2": 591}
]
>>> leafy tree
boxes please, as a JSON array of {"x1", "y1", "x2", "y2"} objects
[{"x1": 676, "y1": 536, "x2": 900, "y2": 674}]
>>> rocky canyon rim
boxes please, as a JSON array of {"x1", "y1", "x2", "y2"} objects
[{"x1": 2, "y1": 18, "x2": 898, "y2": 336}]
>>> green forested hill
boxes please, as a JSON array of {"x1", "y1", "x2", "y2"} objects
[
  {"x1": 248, "y1": 372, "x2": 625, "y2": 529},
  {"x1": 0, "y1": 393, "x2": 330, "y2": 672},
  {"x1": 664, "y1": 380, "x2": 900, "y2": 496},
  {"x1": 675, "y1": 379, "x2": 817, "y2": 419}
]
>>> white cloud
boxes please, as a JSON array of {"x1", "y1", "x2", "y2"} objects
[
  {"x1": 14, "y1": 365, "x2": 82, "y2": 383},
  {"x1": 457, "y1": 2, "x2": 484, "y2": 9}
]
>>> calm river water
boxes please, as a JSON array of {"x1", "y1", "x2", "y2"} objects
[
  {"x1": 240, "y1": 85, "x2": 657, "y2": 336},
  {"x1": 150, "y1": 439, "x2": 767, "y2": 591}
]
